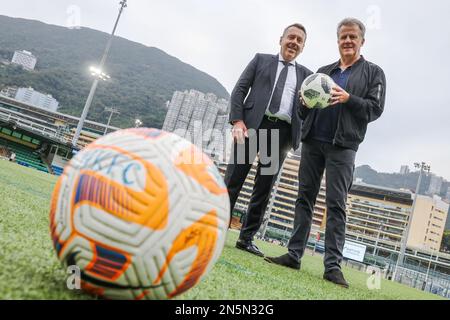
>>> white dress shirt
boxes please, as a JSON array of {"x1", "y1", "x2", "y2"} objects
[{"x1": 265, "y1": 54, "x2": 297, "y2": 123}]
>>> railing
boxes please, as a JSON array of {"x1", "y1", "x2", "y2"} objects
[
  {"x1": 393, "y1": 266, "x2": 450, "y2": 298},
  {"x1": 0, "y1": 108, "x2": 71, "y2": 145}
]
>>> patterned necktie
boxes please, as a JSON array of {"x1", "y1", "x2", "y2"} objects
[{"x1": 268, "y1": 61, "x2": 289, "y2": 114}]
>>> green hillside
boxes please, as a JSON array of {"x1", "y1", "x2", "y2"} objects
[
  {"x1": 0, "y1": 15, "x2": 229, "y2": 129},
  {"x1": 355, "y1": 165, "x2": 450, "y2": 198}
]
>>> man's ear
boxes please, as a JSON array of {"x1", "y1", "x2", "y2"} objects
[
  {"x1": 362, "y1": 38, "x2": 365, "y2": 46},
  {"x1": 279, "y1": 36, "x2": 283, "y2": 46}
]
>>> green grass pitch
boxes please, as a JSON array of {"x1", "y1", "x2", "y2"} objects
[{"x1": 0, "y1": 159, "x2": 443, "y2": 300}]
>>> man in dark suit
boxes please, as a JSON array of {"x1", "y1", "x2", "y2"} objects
[{"x1": 225, "y1": 23, "x2": 312, "y2": 257}]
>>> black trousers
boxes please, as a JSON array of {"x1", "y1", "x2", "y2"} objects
[
  {"x1": 224, "y1": 116, "x2": 292, "y2": 241},
  {"x1": 287, "y1": 139, "x2": 356, "y2": 272}
]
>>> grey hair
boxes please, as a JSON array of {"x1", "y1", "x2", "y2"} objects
[{"x1": 337, "y1": 18, "x2": 366, "y2": 39}]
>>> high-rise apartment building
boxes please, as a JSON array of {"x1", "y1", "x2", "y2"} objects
[
  {"x1": 14, "y1": 87, "x2": 59, "y2": 112},
  {"x1": 400, "y1": 165, "x2": 410, "y2": 175},
  {"x1": 162, "y1": 90, "x2": 230, "y2": 158},
  {"x1": 346, "y1": 182, "x2": 413, "y2": 258},
  {"x1": 407, "y1": 195, "x2": 449, "y2": 251},
  {"x1": 427, "y1": 174, "x2": 444, "y2": 196},
  {"x1": 11, "y1": 50, "x2": 37, "y2": 70}
]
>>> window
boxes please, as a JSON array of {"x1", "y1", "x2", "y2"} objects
[
  {"x1": 31, "y1": 139, "x2": 40, "y2": 145},
  {"x1": 57, "y1": 148, "x2": 68, "y2": 157},
  {"x1": 1, "y1": 128, "x2": 12, "y2": 135},
  {"x1": 12, "y1": 131, "x2": 22, "y2": 139},
  {"x1": 22, "y1": 135, "x2": 32, "y2": 142}
]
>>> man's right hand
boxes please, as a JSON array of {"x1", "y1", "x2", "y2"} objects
[{"x1": 232, "y1": 120, "x2": 248, "y2": 144}]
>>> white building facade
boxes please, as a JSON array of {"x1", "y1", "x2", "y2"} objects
[
  {"x1": 11, "y1": 50, "x2": 37, "y2": 71},
  {"x1": 14, "y1": 87, "x2": 59, "y2": 112},
  {"x1": 427, "y1": 174, "x2": 444, "y2": 196},
  {"x1": 400, "y1": 165, "x2": 410, "y2": 175},
  {"x1": 162, "y1": 89, "x2": 231, "y2": 159}
]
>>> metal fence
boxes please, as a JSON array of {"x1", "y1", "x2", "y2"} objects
[
  {"x1": 0, "y1": 107, "x2": 71, "y2": 145},
  {"x1": 393, "y1": 266, "x2": 450, "y2": 298}
]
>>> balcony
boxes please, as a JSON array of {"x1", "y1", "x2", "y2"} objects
[
  {"x1": 348, "y1": 206, "x2": 408, "y2": 224},
  {"x1": 348, "y1": 198, "x2": 411, "y2": 214},
  {"x1": 347, "y1": 214, "x2": 406, "y2": 231},
  {"x1": 346, "y1": 221, "x2": 402, "y2": 240}
]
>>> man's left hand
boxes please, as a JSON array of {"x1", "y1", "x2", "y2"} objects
[{"x1": 330, "y1": 86, "x2": 350, "y2": 105}]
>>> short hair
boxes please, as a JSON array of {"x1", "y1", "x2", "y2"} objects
[
  {"x1": 337, "y1": 18, "x2": 366, "y2": 39},
  {"x1": 282, "y1": 23, "x2": 307, "y2": 39}
]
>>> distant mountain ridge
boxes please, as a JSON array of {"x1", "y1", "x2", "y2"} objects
[
  {"x1": 354, "y1": 165, "x2": 450, "y2": 198},
  {"x1": 0, "y1": 15, "x2": 229, "y2": 129}
]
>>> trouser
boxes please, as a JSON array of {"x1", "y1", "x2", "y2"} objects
[
  {"x1": 287, "y1": 139, "x2": 356, "y2": 272},
  {"x1": 224, "y1": 116, "x2": 292, "y2": 241}
]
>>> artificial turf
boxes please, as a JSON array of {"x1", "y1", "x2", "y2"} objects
[{"x1": 0, "y1": 159, "x2": 443, "y2": 300}]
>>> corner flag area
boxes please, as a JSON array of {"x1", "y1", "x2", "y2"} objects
[{"x1": 0, "y1": 160, "x2": 443, "y2": 300}]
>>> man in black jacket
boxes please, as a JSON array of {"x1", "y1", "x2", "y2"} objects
[
  {"x1": 225, "y1": 24, "x2": 312, "y2": 257},
  {"x1": 265, "y1": 18, "x2": 386, "y2": 288}
]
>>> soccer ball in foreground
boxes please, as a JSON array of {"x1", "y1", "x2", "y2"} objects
[
  {"x1": 300, "y1": 73, "x2": 336, "y2": 109},
  {"x1": 49, "y1": 128, "x2": 230, "y2": 299}
]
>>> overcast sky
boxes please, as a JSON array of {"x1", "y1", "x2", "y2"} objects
[{"x1": 1, "y1": 0, "x2": 450, "y2": 180}]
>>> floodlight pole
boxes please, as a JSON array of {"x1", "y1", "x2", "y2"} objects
[
  {"x1": 104, "y1": 107, "x2": 120, "y2": 135},
  {"x1": 72, "y1": 0, "x2": 127, "y2": 147},
  {"x1": 259, "y1": 154, "x2": 286, "y2": 239},
  {"x1": 374, "y1": 221, "x2": 384, "y2": 257},
  {"x1": 424, "y1": 247, "x2": 435, "y2": 287},
  {"x1": 393, "y1": 161, "x2": 430, "y2": 280}
]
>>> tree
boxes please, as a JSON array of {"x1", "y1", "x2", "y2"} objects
[
  {"x1": 440, "y1": 230, "x2": 450, "y2": 253},
  {"x1": 0, "y1": 15, "x2": 229, "y2": 130}
]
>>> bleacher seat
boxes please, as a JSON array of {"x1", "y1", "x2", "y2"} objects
[
  {"x1": 51, "y1": 165, "x2": 64, "y2": 176},
  {"x1": 0, "y1": 137, "x2": 49, "y2": 173}
]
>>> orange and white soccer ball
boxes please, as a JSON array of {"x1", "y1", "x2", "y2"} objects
[{"x1": 49, "y1": 128, "x2": 230, "y2": 299}]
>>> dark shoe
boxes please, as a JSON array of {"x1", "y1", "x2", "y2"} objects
[
  {"x1": 323, "y1": 269, "x2": 349, "y2": 288},
  {"x1": 235, "y1": 239, "x2": 264, "y2": 257},
  {"x1": 264, "y1": 253, "x2": 300, "y2": 270}
]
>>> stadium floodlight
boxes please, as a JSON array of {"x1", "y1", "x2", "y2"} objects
[
  {"x1": 89, "y1": 66, "x2": 111, "y2": 81},
  {"x1": 393, "y1": 161, "x2": 431, "y2": 280},
  {"x1": 71, "y1": 0, "x2": 127, "y2": 148},
  {"x1": 135, "y1": 118, "x2": 143, "y2": 128}
]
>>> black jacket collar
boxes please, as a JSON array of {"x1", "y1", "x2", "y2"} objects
[{"x1": 330, "y1": 55, "x2": 366, "y2": 71}]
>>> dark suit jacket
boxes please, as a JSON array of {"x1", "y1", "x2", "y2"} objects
[{"x1": 229, "y1": 53, "x2": 313, "y2": 150}]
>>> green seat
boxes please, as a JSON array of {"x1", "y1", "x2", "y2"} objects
[{"x1": 0, "y1": 136, "x2": 49, "y2": 174}]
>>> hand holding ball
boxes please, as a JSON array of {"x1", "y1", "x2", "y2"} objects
[{"x1": 299, "y1": 73, "x2": 336, "y2": 109}]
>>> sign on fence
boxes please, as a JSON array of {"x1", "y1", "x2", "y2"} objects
[{"x1": 343, "y1": 241, "x2": 367, "y2": 262}]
